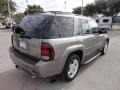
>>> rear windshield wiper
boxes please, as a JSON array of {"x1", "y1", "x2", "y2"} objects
[
  {"x1": 20, "y1": 35, "x2": 32, "y2": 39},
  {"x1": 14, "y1": 27, "x2": 25, "y2": 34}
]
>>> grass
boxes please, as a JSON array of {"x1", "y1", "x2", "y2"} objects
[
  {"x1": 112, "y1": 24, "x2": 120, "y2": 31},
  {"x1": 112, "y1": 28, "x2": 120, "y2": 31}
]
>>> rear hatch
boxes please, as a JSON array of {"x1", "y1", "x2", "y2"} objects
[{"x1": 12, "y1": 14, "x2": 54, "y2": 59}]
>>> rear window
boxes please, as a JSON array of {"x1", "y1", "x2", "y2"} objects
[
  {"x1": 15, "y1": 15, "x2": 74, "y2": 39},
  {"x1": 16, "y1": 14, "x2": 54, "y2": 38}
]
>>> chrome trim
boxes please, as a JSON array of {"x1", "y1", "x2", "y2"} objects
[{"x1": 83, "y1": 53, "x2": 101, "y2": 64}]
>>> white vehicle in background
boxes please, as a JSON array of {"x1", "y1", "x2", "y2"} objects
[
  {"x1": 5, "y1": 22, "x2": 16, "y2": 29},
  {"x1": 0, "y1": 23, "x2": 2, "y2": 26},
  {"x1": 95, "y1": 17, "x2": 112, "y2": 30}
]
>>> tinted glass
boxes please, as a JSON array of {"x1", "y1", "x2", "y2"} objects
[
  {"x1": 89, "y1": 20, "x2": 99, "y2": 34},
  {"x1": 45, "y1": 22, "x2": 60, "y2": 39},
  {"x1": 81, "y1": 19, "x2": 91, "y2": 34},
  {"x1": 103, "y1": 19, "x2": 109, "y2": 22},
  {"x1": 16, "y1": 14, "x2": 53, "y2": 38},
  {"x1": 55, "y1": 16, "x2": 74, "y2": 37}
]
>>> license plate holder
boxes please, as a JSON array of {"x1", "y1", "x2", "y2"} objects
[{"x1": 19, "y1": 40, "x2": 26, "y2": 49}]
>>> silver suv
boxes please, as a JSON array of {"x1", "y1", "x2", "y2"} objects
[{"x1": 9, "y1": 13, "x2": 109, "y2": 81}]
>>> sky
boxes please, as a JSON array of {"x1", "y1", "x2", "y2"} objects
[{"x1": 13, "y1": 0, "x2": 95, "y2": 12}]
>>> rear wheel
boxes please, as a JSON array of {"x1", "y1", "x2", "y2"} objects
[
  {"x1": 101, "y1": 42, "x2": 109, "y2": 55},
  {"x1": 61, "y1": 54, "x2": 80, "y2": 81}
]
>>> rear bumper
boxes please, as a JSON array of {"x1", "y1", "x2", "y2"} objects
[{"x1": 9, "y1": 47, "x2": 64, "y2": 77}]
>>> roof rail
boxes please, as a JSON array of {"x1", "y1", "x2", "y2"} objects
[{"x1": 45, "y1": 11, "x2": 74, "y2": 15}]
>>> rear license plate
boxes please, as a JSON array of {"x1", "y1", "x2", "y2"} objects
[{"x1": 19, "y1": 40, "x2": 26, "y2": 49}]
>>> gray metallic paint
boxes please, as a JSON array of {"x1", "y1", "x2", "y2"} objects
[{"x1": 9, "y1": 14, "x2": 109, "y2": 77}]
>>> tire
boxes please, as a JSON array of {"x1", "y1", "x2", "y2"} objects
[
  {"x1": 61, "y1": 54, "x2": 80, "y2": 82},
  {"x1": 101, "y1": 41, "x2": 109, "y2": 55}
]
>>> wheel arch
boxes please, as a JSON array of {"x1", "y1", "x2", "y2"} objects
[
  {"x1": 61, "y1": 50, "x2": 84, "y2": 81},
  {"x1": 66, "y1": 50, "x2": 83, "y2": 64}
]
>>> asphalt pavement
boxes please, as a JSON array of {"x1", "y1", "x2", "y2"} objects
[{"x1": 0, "y1": 31, "x2": 120, "y2": 90}]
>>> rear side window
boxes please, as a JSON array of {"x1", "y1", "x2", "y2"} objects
[
  {"x1": 45, "y1": 22, "x2": 60, "y2": 39},
  {"x1": 55, "y1": 16, "x2": 74, "y2": 37}
]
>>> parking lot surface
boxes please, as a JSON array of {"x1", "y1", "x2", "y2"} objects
[{"x1": 0, "y1": 30, "x2": 120, "y2": 90}]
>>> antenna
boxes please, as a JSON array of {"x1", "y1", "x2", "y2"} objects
[{"x1": 64, "y1": 0, "x2": 67, "y2": 12}]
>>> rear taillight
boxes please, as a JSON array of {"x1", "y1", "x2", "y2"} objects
[{"x1": 41, "y1": 42, "x2": 55, "y2": 61}]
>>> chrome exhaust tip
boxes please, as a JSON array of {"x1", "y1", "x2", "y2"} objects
[{"x1": 31, "y1": 71, "x2": 38, "y2": 79}]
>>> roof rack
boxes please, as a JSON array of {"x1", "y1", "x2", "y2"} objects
[{"x1": 45, "y1": 11, "x2": 74, "y2": 15}]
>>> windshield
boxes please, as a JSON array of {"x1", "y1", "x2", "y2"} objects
[{"x1": 15, "y1": 14, "x2": 54, "y2": 38}]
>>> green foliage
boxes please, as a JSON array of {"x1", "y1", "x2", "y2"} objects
[
  {"x1": 73, "y1": 7, "x2": 81, "y2": 15},
  {"x1": 73, "y1": 0, "x2": 120, "y2": 16},
  {"x1": 24, "y1": 5, "x2": 44, "y2": 15},
  {"x1": 0, "y1": 0, "x2": 16, "y2": 16},
  {"x1": 72, "y1": 4, "x2": 96, "y2": 17},
  {"x1": 95, "y1": 0, "x2": 120, "y2": 16},
  {"x1": 84, "y1": 4, "x2": 96, "y2": 16},
  {"x1": 0, "y1": 0, "x2": 6, "y2": 14},
  {"x1": 13, "y1": 13, "x2": 24, "y2": 23}
]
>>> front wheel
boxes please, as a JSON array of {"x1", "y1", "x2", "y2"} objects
[
  {"x1": 61, "y1": 54, "x2": 80, "y2": 81},
  {"x1": 101, "y1": 42, "x2": 109, "y2": 55}
]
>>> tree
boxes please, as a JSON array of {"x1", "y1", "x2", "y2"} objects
[
  {"x1": 24, "y1": 5, "x2": 44, "y2": 15},
  {"x1": 0, "y1": 0, "x2": 16, "y2": 16},
  {"x1": 9, "y1": 0, "x2": 16, "y2": 14},
  {"x1": 0, "y1": 0, "x2": 4, "y2": 13},
  {"x1": 95, "y1": 0, "x2": 120, "y2": 16},
  {"x1": 73, "y1": 0, "x2": 120, "y2": 17},
  {"x1": 84, "y1": 4, "x2": 96, "y2": 16},
  {"x1": 73, "y1": 4, "x2": 96, "y2": 16},
  {"x1": 72, "y1": 7, "x2": 82, "y2": 15},
  {"x1": 13, "y1": 13, "x2": 24, "y2": 23}
]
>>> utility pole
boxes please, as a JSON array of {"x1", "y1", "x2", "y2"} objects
[
  {"x1": 7, "y1": 0, "x2": 12, "y2": 30},
  {"x1": 81, "y1": 0, "x2": 83, "y2": 15},
  {"x1": 26, "y1": 0, "x2": 29, "y2": 15},
  {"x1": 64, "y1": 0, "x2": 67, "y2": 12}
]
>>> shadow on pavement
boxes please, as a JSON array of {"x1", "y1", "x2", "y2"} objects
[
  {"x1": 0, "y1": 68, "x2": 73, "y2": 90},
  {"x1": 0, "y1": 55, "x2": 102, "y2": 90}
]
